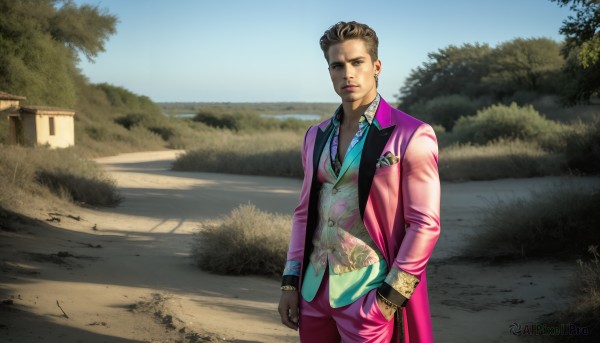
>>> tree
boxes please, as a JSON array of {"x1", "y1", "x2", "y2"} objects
[
  {"x1": 410, "y1": 94, "x2": 480, "y2": 131},
  {"x1": 397, "y1": 38, "x2": 564, "y2": 119},
  {"x1": 551, "y1": 0, "x2": 600, "y2": 104},
  {"x1": 50, "y1": 0, "x2": 118, "y2": 62},
  {"x1": 398, "y1": 43, "x2": 492, "y2": 111},
  {"x1": 0, "y1": 0, "x2": 117, "y2": 107},
  {"x1": 485, "y1": 38, "x2": 563, "y2": 97}
]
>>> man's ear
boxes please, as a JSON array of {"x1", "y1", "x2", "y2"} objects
[{"x1": 374, "y1": 59, "x2": 382, "y2": 74}]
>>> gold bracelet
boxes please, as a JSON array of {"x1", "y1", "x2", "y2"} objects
[
  {"x1": 280, "y1": 285, "x2": 298, "y2": 291},
  {"x1": 376, "y1": 291, "x2": 398, "y2": 310}
]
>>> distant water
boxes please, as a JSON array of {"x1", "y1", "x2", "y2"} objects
[
  {"x1": 173, "y1": 113, "x2": 322, "y2": 121},
  {"x1": 173, "y1": 113, "x2": 196, "y2": 118},
  {"x1": 260, "y1": 114, "x2": 321, "y2": 121}
]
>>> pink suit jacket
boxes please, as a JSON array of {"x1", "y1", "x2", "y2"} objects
[{"x1": 286, "y1": 97, "x2": 440, "y2": 343}]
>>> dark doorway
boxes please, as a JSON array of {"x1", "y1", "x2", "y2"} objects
[{"x1": 8, "y1": 116, "x2": 23, "y2": 145}]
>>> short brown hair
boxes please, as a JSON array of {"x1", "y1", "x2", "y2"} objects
[{"x1": 319, "y1": 21, "x2": 379, "y2": 62}]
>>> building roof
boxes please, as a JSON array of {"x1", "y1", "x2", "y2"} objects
[
  {"x1": 1, "y1": 107, "x2": 20, "y2": 115},
  {"x1": 0, "y1": 91, "x2": 26, "y2": 100},
  {"x1": 20, "y1": 106, "x2": 75, "y2": 116}
]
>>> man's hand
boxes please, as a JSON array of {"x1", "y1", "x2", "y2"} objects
[
  {"x1": 376, "y1": 296, "x2": 396, "y2": 321},
  {"x1": 278, "y1": 290, "x2": 299, "y2": 330}
]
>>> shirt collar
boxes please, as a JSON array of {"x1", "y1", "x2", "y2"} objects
[{"x1": 333, "y1": 93, "x2": 380, "y2": 127}]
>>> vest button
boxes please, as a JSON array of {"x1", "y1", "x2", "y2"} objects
[{"x1": 328, "y1": 219, "x2": 335, "y2": 227}]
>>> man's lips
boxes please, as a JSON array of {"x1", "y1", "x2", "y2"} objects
[{"x1": 342, "y1": 84, "x2": 358, "y2": 90}]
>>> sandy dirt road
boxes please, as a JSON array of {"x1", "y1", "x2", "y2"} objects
[{"x1": 1, "y1": 150, "x2": 599, "y2": 342}]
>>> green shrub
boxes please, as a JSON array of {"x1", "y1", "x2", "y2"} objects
[
  {"x1": 464, "y1": 186, "x2": 600, "y2": 259},
  {"x1": 114, "y1": 113, "x2": 146, "y2": 130},
  {"x1": 83, "y1": 125, "x2": 111, "y2": 141},
  {"x1": 452, "y1": 102, "x2": 562, "y2": 145},
  {"x1": 439, "y1": 140, "x2": 564, "y2": 181},
  {"x1": 191, "y1": 203, "x2": 291, "y2": 276},
  {"x1": 69, "y1": 81, "x2": 180, "y2": 155},
  {"x1": 96, "y1": 83, "x2": 162, "y2": 117},
  {"x1": 193, "y1": 111, "x2": 238, "y2": 130},
  {"x1": 417, "y1": 94, "x2": 481, "y2": 131},
  {"x1": 114, "y1": 112, "x2": 178, "y2": 142},
  {"x1": 505, "y1": 90, "x2": 541, "y2": 106},
  {"x1": 147, "y1": 126, "x2": 175, "y2": 141}
]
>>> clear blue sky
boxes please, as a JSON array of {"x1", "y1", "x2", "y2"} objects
[{"x1": 75, "y1": 0, "x2": 572, "y2": 103}]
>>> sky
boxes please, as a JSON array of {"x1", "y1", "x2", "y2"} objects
[{"x1": 75, "y1": 0, "x2": 573, "y2": 103}]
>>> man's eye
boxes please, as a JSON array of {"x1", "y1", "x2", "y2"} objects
[{"x1": 353, "y1": 60, "x2": 363, "y2": 65}]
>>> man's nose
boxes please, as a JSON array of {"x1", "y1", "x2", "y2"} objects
[{"x1": 343, "y1": 66, "x2": 354, "y2": 79}]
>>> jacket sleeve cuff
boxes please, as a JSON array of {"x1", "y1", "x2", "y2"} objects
[
  {"x1": 281, "y1": 260, "x2": 300, "y2": 288},
  {"x1": 283, "y1": 260, "x2": 301, "y2": 276},
  {"x1": 281, "y1": 275, "x2": 299, "y2": 288},
  {"x1": 378, "y1": 268, "x2": 420, "y2": 307}
]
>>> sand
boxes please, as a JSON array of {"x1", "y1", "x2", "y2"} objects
[{"x1": 1, "y1": 150, "x2": 599, "y2": 342}]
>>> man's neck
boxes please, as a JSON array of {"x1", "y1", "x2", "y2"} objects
[{"x1": 340, "y1": 94, "x2": 377, "y2": 127}]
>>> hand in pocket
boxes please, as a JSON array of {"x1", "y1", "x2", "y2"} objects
[{"x1": 375, "y1": 296, "x2": 396, "y2": 321}]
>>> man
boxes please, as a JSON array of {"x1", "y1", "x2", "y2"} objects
[{"x1": 278, "y1": 21, "x2": 440, "y2": 343}]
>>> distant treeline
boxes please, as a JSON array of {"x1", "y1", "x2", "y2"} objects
[
  {"x1": 397, "y1": 38, "x2": 568, "y2": 130},
  {"x1": 160, "y1": 102, "x2": 340, "y2": 117},
  {"x1": 191, "y1": 111, "x2": 315, "y2": 132}
]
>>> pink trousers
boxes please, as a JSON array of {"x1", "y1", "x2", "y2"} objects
[{"x1": 299, "y1": 277, "x2": 394, "y2": 343}]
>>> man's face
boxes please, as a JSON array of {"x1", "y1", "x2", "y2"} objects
[{"x1": 327, "y1": 39, "x2": 381, "y2": 105}]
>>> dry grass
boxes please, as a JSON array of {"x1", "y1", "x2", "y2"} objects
[
  {"x1": 160, "y1": 102, "x2": 337, "y2": 118},
  {"x1": 175, "y1": 131, "x2": 570, "y2": 182},
  {"x1": 173, "y1": 129, "x2": 304, "y2": 178},
  {"x1": 465, "y1": 184, "x2": 600, "y2": 341},
  {"x1": 191, "y1": 203, "x2": 291, "y2": 276},
  {"x1": 0, "y1": 145, "x2": 121, "y2": 210},
  {"x1": 562, "y1": 117, "x2": 600, "y2": 174},
  {"x1": 464, "y1": 185, "x2": 600, "y2": 260},
  {"x1": 173, "y1": 115, "x2": 597, "y2": 182},
  {"x1": 566, "y1": 246, "x2": 600, "y2": 341},
  {"x1": 439, "y1": 140, "x2": 564, "y2": 181},
  {"x1": 543, "y1": 246, "x2": 600, "y2": 342},
  {"x1": 75, "y1": 124, "x2": 167, "y2": 157}
]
